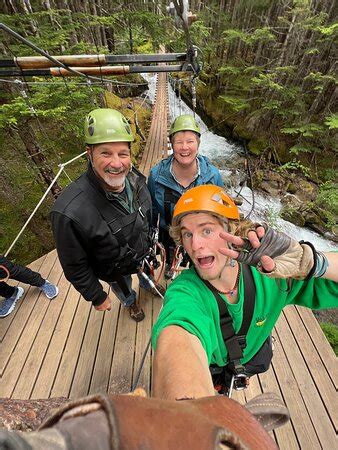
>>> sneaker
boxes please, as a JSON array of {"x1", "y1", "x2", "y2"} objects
[
  {"x1": 40, "y1": 280, "x2": 59, "y2": 299},
  {"x1": 128, "y1": 302, "x2": 145, "y2": 322},
  {"x1": 0, "y1": 286, "x2": 24, "y2": 318}
]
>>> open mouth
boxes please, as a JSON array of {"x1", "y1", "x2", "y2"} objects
[{"x1": 196, "y1": 256, "x2": 214, "y2": 268}]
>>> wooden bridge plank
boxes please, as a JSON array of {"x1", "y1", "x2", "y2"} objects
[
  {"x1": 284, "y1": 305, "x2": 337, "y2": 432},
  {"x1": 0, "y1": 250, "x2": 59, "y2": 397},
  {"x1": 270, "y1": 325, "x2": 320, "y2": 449},
  {"x1": 275, "y1": 310, "x2": 336, "y2": 448},
  {"x1": 30, "y1": 282, "x2": 80, "y2": 399},
  {"x1": 259, "y1": 357, "x2": 300, "y2": 450},
  {"x1": 295, "y1": 305, "x2": 338, "y2": 389},
  {"x1": 108, "y1": 277, "x2": 138, "y2": 394},
  {"x1": 69, "y1": 306, "x2": 105, "y2": 398},
  {"x1": 132, "y1": 289, "x2": 154, "y2": 395},
  {"x1": 88, "y1": 294, "x2": 121, "y2": 395},
  {"x1": 11, "y1": 259, "x2": 64, "y2": 399},
  {"x1": 50, "y1": 299, "x2": 92, "y2": 398}
]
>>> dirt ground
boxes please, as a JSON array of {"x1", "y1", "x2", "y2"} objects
[{"x1": 313, "y1": 309, "x2": 338, "y2": 326}]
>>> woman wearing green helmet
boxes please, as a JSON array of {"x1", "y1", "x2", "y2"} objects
[{"x1": 148, "y1": 114, "x2": 224, "y2": 275}]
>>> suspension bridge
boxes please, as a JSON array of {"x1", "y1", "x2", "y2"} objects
[{"x1": 0, "y1": 72, "x2": 337, "y2": 449}]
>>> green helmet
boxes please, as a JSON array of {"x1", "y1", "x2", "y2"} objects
[
  {"x1": 85, "y1": 108, "x2": 134, "y2": 145},
  {"x1": 169, "y1": 114, "x2": 201, "y2": 138}
]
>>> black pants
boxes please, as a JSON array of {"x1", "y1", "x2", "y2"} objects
[
  {"x1": 211, "y1": 336, "x2": 273, "y2": 389},
  {"x1": 0, "y1": 255, "x2": 45, "y2": 298},
  {"x1": 159, "y1": 227, "x2": 175, "y2": 265}
]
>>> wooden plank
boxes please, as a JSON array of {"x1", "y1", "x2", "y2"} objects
[
  {"x1": 108, "y1": 277, "x2": 138, "y2": 394},
  {"x1": 259, "y1": 337, "x2": 300, "y2": 450},
  {"x1": 11, "y1": 259, "x2": 64, "y2": 399},
  {"x1": 275, "y1": 312, "x2": 336, "y2": 447},
  {"x1": 69, "y1": 304, "x2": 105, "y2": 398},
  {"x1": 0, "y1": 253, "x2": 47, "y2": 341},
  {"x1": 50, "y1": 298, "x2": 92, "y2": 398},
  {"x1": 150, "y1": 292, "x2": 163, "y2": 396},
  {"x1": 284, "y1": 305, "x2": 338, "y2": 431},
  {"x1": 296, "y1": 305, "x2": 338, "y2": 389},
  {"x1": 88, "y1": 296, "x2": 121, "y2": 395},
  {"x1": 0, "y1": 250, "x2": 59, "y2": 397},
  {"x1": 30, "y1": 282, "x2": 79, "y2": 399},
  {"x1": 269, "y1": 325, "x2": 319, "y2": 448},
  {"x1": 132, "y1": 289, "x2": 153, "y2": 395}
]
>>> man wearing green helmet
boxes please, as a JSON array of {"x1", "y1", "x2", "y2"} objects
[
  {"x1": 147, "y1": 114, "x2": 224, "y2": 277},
  {"x1": 51, "y1": 108, "x2": 161, "y2": 322}
]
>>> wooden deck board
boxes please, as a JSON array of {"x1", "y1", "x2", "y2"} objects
[{"x1": 1, "y1": 74, "x2": 337, "y2": 450}]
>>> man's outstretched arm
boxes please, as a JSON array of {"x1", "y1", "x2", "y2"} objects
[{"x1": 153, "y1": 325, "x2": 215, "y2": 400}]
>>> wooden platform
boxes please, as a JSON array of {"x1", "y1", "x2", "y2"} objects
[{"x1": 1, "y1": 73, "x2": 337, "y2": 449}]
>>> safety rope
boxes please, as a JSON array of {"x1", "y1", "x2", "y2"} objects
[{"x1": 4, "y1": 151, "x2": 86, "y2": 257}]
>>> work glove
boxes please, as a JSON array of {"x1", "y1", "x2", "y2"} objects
[
  {"x1": 235, "y1": 224, "x2": 315, "y2": 279},
  {"x1": 0, "y1": 390, "x2": 287, "y2": 450}
]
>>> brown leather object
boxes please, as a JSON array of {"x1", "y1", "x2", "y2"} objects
[{"x1": 38, "y1": 393, "x2": 278, "y2": 450}]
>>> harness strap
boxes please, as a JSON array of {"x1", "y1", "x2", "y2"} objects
[
  {"x1": 202, "y1": 264, "x2": 256, "y2": 372},
  {"x1": 76, "y1": 176, "x2": 150, "y2": 263},
  {"x1": 163, "y1": 187, "x2": 180, "y2": 227}
]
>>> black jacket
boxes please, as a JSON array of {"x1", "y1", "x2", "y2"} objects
[{"x1": 51, "y1": 165, "x2": 152, "y2": 306}]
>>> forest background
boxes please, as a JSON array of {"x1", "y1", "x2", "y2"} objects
[{"x1": 0, "y1": 1, "x2": 336, "y2": 348}]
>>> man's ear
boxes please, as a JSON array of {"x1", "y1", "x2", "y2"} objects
[{"x1": 86, "y1": 145, "x2": 93, "y2": 161}]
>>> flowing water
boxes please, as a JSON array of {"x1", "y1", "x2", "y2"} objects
[{"x1": 145, "y1": 74, "x2": 337, "y2": 251}]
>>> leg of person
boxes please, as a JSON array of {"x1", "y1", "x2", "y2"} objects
[
  {"x1": 0, "y1": 256, "x2": 58, "y2": 299},
  {"x1": 0, "y1": 281, "x2": 16, "y2": 299},
  {"x1": 110, "y1": 275, "x2": 145, "y2": 322},
  {"x1": 0, "y1": 281, "x2": 25, "y2": 318},
  {"x1": 153, "y1": 325, "x2": 215, "y2": 400},
  {"x1": 1, "y1": 255, "x2": 45, "y2": 286}
]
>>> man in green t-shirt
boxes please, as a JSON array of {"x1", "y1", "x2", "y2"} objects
[{"x1": 152, "y1": 185, "x2": 338, "y2": 400}]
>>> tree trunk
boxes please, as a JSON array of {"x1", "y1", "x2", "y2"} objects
[{"x1": 16, "y1": 121, "x2": 62, "y2": 198}]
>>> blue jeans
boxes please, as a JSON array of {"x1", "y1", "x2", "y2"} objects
[{"x1": 109, "y1": 273, "x2": 151, "y2": 307}]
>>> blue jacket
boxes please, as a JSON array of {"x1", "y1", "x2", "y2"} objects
[{"x1": 148, "y1": 154, "x2": 224, "y2": 230}]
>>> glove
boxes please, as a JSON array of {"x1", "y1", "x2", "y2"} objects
[
  {"x1": 0, "y1": 391, "x2": 282, "y2": 450},
  {"x1": 235, "y1": 224, "x2": 314, "y2": 279}
]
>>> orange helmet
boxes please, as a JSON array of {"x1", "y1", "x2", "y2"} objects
[{"x1": 172, "y1": 185, "x2": 239, "y2": 225}]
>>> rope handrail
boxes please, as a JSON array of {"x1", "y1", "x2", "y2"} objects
[{"x1": 5, "y1": 151, "x2": 86, "y2": 257}]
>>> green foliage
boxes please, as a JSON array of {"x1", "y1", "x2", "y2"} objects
[
  {"x1": 324, "y1": 113, "x2": 338, "y2": 129},
  {"x1": 316, "y1": 181, "x2": 338, "y2": 215},
  {"x1": 281, "y1": 123, "x2": 324, "y2": 137},
  {"x1": 217, "y1": 65, "x2": 241, "y2": 76},
  {"x1": 277, "y1": 159, "x2": 311, "y2": 177},
  {"x1": 251, "y1": 74, "x2": 284, "y2": 91},
  {"x1": 315, "y1": 23, "x2": 338, "y2": 36},
  {"x1": 219, "y1": 95, "x2": 250, "y2": 112},
  {"x1": 320, "y1": 322, "x2": 338, "y2": 356},
  {"x1": 289, "y1": 144, "x2": 320, "y2": 155}
]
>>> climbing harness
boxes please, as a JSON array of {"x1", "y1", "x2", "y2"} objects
[
  {"x1": 166, "y1": 245, "x2": 185, "y2": 280},
  {"x1": 201, "y1": 264, "x2": 257, "y2": 397}
]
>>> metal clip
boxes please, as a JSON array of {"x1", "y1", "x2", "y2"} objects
[{"x1": 233, "y1": 372, "x2": 249, "y2": 391}]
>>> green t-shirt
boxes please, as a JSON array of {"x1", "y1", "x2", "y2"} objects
[{"x1": 152, "y1": 265, "x2": 337, "y2": 366}]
